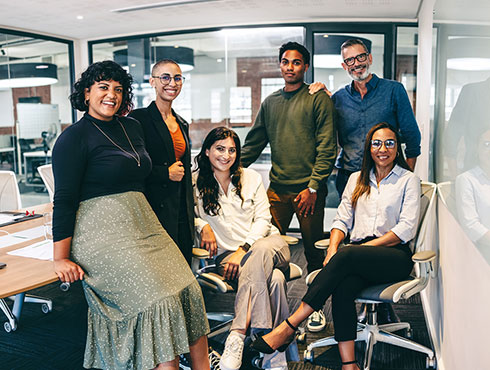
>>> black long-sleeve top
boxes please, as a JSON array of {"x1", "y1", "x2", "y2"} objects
[{"x1": 52, "y1": 113, "x2": 152, "y2": 242}]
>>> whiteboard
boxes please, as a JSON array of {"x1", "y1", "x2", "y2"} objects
[{"x1": 17, "y1": 103, "x2": 60, "y2": 139}]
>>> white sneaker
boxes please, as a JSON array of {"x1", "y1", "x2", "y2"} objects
[
  {"x1": 307, "y1": 310, "x2": 326, "y2": 332},
  {"x1": 219, "y1": 332, "x2": 245, "y2": 370}
]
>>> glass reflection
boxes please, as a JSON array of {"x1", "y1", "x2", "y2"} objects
[
  {"x1": 437, "y1": 31, "x2": 490, "y2": 264},
  {"x1": 455, "y1": 127, "x2": 490, "y2": 261}
]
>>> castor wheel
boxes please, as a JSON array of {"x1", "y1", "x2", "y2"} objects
[
  {"x1": 4, "y1": 321, "x2": 16, "y2": 333},
  {"x1": 426, "y1": 356, "x2": 437, "y2": 369},
  {"x1": 60, "y1": 282, "x2": 71, "y2": 292},
  {"x1": 41, "y1": 303, "x2": 51, "y2": 314},
  {"x1": 303, "y1": 349, "x2": 314, "y2": 362},
  {"x1": 296, "y1": 331, "x2": 307, "y2": 344},
  {"x1": 251, "y1": 355, "x2": 263, "y2": 368},
  {"x1": 405, "y1": 327, "x2": 413, "y2": 339}
]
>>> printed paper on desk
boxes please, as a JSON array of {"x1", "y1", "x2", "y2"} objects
[
  {"x1": 0, "y1": 226, "x2": 45, "y2": 249},
  {"x1": 7, "y1": 239, "x2": 53, "y2": 261},
  {"x1": 0, "y1": 213, "x2": 25, "y2": 225}
]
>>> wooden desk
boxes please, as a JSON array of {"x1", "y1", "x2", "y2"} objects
[{"x1": 0, "y1": 203, "x2": 58, "y2": 332}]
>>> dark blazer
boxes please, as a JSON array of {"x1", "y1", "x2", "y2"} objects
[{"x1": 129, "y1": 101, "x2": 194, "y2": 246}]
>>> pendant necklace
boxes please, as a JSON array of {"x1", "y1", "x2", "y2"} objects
[{"x1": 89, "y1": 117, "x2": 141, "y2": 167}]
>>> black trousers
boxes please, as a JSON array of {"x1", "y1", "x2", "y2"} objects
[
  {"x1": 302, "y1": 241, "x2": 413, "y2": 342},
  {"x1": 176, "y1": 188, "x2": 193, "y2": 266}
]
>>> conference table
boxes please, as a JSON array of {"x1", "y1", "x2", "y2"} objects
[{"x1": 0, "y1": 203, "x2": 59, "y2": 332}]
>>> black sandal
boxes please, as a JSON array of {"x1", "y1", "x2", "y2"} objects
[{"x1": 250, "y1": 318, "x2": 298, "y2": 354}]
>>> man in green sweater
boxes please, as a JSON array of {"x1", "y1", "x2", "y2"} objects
[{"x1": 241, "y1": 42, "x2": 336, "y2": 333}]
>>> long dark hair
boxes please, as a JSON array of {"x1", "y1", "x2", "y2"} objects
[
  {"x1": 195, "y1": 127, "x2": 243, "y2": 216},
  {"x1": 351, "y1": 122, "x2": 411, "y2": 208},
  {"x1": 69, "y1": 60, "x2": 134, "y2": 116}
]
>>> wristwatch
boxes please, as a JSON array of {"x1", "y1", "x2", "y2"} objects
[
  {"x1": 239, "y1": 243, "x2": 251, "y2": 252},
  {"x1": 308, "y1": 187, "x2": 317, "y2": 194}
]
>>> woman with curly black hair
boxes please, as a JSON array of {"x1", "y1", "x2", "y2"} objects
[
  {"x1": 52, "y1": 60, "x2": 210, "y2": 370},
  {"x1": 194, "y1": 127, "x2": 295, "y2": 370}
]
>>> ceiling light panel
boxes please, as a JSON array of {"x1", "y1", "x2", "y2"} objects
[{"x1": 111, "y1": 0, "x2": 223, "y2": 13}]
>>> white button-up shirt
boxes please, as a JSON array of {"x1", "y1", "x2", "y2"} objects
[
  {"x1": 331, "y1": 164, "x2": 420, "y2": 243},
  {"x1": 193, "y1": 168, "x2": 279, "y2": 255},
  {"x1": 455, "y1": 166, "x2": 490, "y2": 242}
]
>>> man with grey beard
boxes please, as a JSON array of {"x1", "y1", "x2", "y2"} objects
[{"x1": 329, "y1": 39, "x2": 421, "y2": 196}]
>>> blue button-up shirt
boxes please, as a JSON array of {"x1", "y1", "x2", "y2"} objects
[
  {"x1": 332, "y1": 74, "x2": 421, "y2": 172},
  {"x1": 331, "y1": 165, "x2": 421, "y2": 244}
]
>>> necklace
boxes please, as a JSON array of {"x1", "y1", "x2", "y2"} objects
[{"x1": 89, "y1": 117, "x2": 141, "y2": 167}]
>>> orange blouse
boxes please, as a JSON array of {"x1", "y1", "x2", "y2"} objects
[{"x1": 170, "y1": 125, "x2": 186, "y2": 161}]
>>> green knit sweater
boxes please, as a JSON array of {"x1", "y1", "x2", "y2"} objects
[{"x1": 241, "y1": 83, "x2": 337, "y2": 193}]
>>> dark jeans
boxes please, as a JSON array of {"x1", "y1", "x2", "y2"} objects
[
  {"x1": 302, "y1": 242, "x2": 413, "y2": 342},
  {"x1": 267, "y1": 187, "x2": 326, "y2": 273}
]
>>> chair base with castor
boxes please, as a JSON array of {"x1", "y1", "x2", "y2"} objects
[
  {"x1": 303, "y1": 301, "x2": 436, "y2": 369},
  {"x1": 1, "y1": 293, "x2": 52, "y2": 332}
]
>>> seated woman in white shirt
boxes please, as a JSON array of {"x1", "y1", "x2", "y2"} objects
[
  {"x1": 194, "y1": 127, "x2": 296, "y2": 370},
  {"x1": 251, "y1": 122, "x2": 420, "y2": 370},
  {"x1": 455, "y1": 127, "x2": 490, "y2": 252}
]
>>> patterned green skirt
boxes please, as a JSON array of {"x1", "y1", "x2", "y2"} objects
[{"x1": 71, "y1": 191, "x2": 209, "y2": 370}]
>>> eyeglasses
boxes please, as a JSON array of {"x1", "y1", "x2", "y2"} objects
[
  {"x1": 343, "y1": 52, "x2": 369, "y2": 66},
  {"x1": 371, "y1": 139, "x2": 396, "y2": 150},
  {"x1": 151, "y1": 73, "x2": 185, "y2": 85}
]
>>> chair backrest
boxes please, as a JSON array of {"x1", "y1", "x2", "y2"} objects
[
  {"x1": 409, "y1": 181, "x2": 437, "y2": 254},
  {"x1": 0, "y1": 171, "x2": 22, "y2": 211},
  {"x1": 37, "y1": 164, "x2": 54, "y2": 201}
]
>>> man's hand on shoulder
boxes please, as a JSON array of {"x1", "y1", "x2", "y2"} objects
[
  {"x1": 309, "y1": 82, "x2": 332, "y2": 97},
  {"x1": 294, "y1": 188, "x2": 317, "y2": 217}
]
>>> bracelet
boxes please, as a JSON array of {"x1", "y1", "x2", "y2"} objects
[{"x1": 239, "y1": 243, "x2": 251, "y2": 252}]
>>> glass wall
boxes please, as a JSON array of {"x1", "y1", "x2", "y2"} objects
[
  {"x1": 90, "y1": 24, "x2": 422, "y2": 229},
  {"x1": 0, "y1": 29, "x2": 73, "y2": 206},
  {"x1": 434, "y1": 24, "x2": 490, "y2": 263},
  {"x1": 91, "y1": 27, "x2": 304, "y2": 158},
  {"x1": 396, "y1": 26, "x2": 438, "y2": 180}
]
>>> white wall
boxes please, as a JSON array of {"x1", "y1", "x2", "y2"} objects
[
  {"x1": 0, "y1": 90, "x2": 14, "y2": 128},
  {"x1": 425, "y1": 196, "x2": 490, "y2": 370}
]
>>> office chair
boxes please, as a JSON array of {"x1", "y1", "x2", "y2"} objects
[
  {"x1": 0, "y1": 170, "x2": 22, "y2": 211},
  {"x1": 192, "y1": 235, "x2": 303, "y2": 367},
  {"x1": 0, "y1": 170, "x2": 53, "y2": 332},
  {"x1": 37, "y1": 164, "x2": 54, "y2": 201},
  {"x1": 303, "y1": 182, "x2": 438, "y2": 370}
]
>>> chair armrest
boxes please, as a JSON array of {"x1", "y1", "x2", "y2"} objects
[
  {"x1": 288, "y1": 262, "x2": 303, "y2": 281},
  {"x1": 305, "y1": 269, "x2": 322, "y2": 286},
  {"x1": 281, "y1": 235, "x2": 299, "y2": 245},
  {"x1": 412, "y1": 251, "x2": 436, "y2": 263},
  {"x1": 193, "y1": 247, "x2": 210, "y2": 259},
  {"x1": 314, "y1": 239, "x2": 330, "y2": 250},
  {"x1": 197, "y1": 272, "x2": 230, "y2": 293}
]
